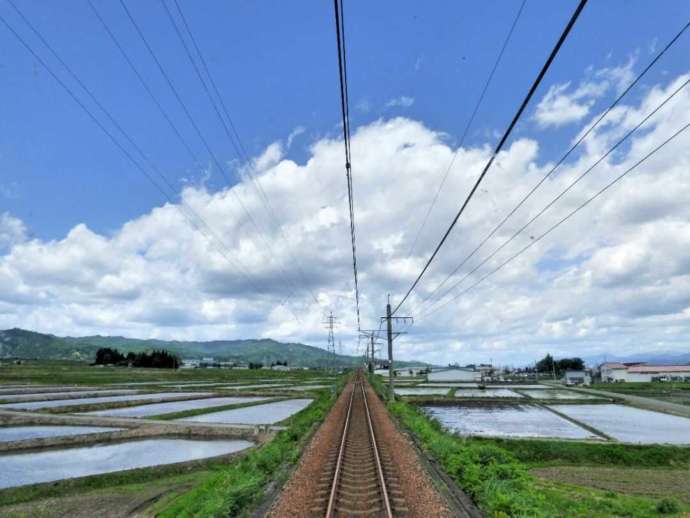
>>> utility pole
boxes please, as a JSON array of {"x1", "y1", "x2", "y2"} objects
[
  {"x1": 381, "y1": 294, "x2": 412, "y2": 401},
  {"x1": 359, "y1": 329, "x2": 381, "y2": 374},
  {"x1": 322, "y1": 312, "x2": 338, "y2": 372}
]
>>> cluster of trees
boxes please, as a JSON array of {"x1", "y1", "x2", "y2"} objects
[
  {"x1": 536, "y1": 354, "x2": 584, "y2": 375},
  {"x1": 94, "y1": 347, "x2": 180, "y2": 369}
]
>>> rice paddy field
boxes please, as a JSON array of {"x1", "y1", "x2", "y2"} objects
[
  {"x1": 0, "y1": 360, "x2": 341, "y2": 517},
  {"x1": 371, "y1": 374, "x2": 690, "y2": 517}
]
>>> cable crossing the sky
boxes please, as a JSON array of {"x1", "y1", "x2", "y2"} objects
[
  {"x1": 405, "y1": 0, "x2": 527, "y2": 260},
  {"x1": 333, "y1": 0, "x2": 362, "y2": 332},
  {"x1": 392, "y1": 0, "x2": 589, "y2": 316},
  {"x1": 416, "y1": 18, "x2": 690, "y2": 314}
]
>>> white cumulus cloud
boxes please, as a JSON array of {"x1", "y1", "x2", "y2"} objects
[{"x1": 2, "y1": 69, "x2": 690, "y2": 366}]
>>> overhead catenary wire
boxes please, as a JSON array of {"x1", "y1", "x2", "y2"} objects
[
  {"x1": 418, "y1": 19, "x2": 690, "y2": 310},
  {"x1": 424, "y1": 121, "x2": 690, "y2": 314},
  {"x1": 392, "y1": 0, "x2": 588, "y2": 315},
  {"x1": 0, "y1": 5, "x2": 303, "y2": 322},
  {"x1": 333, "y1": 0, "x2": 362, "y2": 332},
  {"x1": 406, "y1": 0, "x2": 527, "y2": 260},
  {"x1": 417, "y1": 73, "x2": 690, "y2": 319}
]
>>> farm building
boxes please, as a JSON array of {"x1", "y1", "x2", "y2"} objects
[
  {"x1": 563, "y1": 370, "x2": 591, "y2": 385},
  {"x1": 599, "y1": 362, "x2": 629, "y2": 382},
  {"x1": 599, "y1": 362, "x2": 690, "y2": 382},
  {"x1": 427, "y1": 368, "x2": 480, "y2": 382}
]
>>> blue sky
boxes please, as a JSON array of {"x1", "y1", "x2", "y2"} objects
[
  {"x1": 2, "y1": 0, "x2": 687, "y2": 240},
  {"x1": 2, "y1": 1, "x2": 690, "y2": 364}
]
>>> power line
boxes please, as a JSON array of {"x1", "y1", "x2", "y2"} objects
[
  {"x1": 162, "y1": 0, "x2": 321, "y2": 306},
  {"x1": 418, "y1": 73, "x2": 690, "y2": 318},
  {"x1": 406, "y1": 0, "x2": 527, "y2": 259},
  {"x1": 87, "y1": 0, "x2": 202, "y2": 167},
  {"x1": 425, "y1": 120, "x2": 690, "y2": 314},
  {"x1": 392, "y1": 0, "x2": 588, "y2": 315},
  {"x1": 418, "y1": 19, "x2": 690, "y2": 312},
  {"x1": 117, "y1": 0, "x2": 305, "y2": 305},
  {"x1": 0, "y1": 5, "x2": 303, "y2": 322},
  {"x1": 333, "y1": 0, "x2": 362, "y2": 331}
]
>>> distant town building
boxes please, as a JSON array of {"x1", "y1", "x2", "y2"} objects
[
  {"x1": 427, "y1": 368, "x2": 480, "y2": 382},
  {"x1": 599, "y1": 362, "x2": 690, "y2": 382}
]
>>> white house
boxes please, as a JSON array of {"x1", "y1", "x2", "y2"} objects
[
  {"x1": 599, "y1": 362, "x2": 629, "y2": 382},
  {"x1": 427, "y1": 368, "x2": 480, "y2": 382}
]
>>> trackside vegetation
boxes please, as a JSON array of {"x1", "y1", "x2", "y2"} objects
[
  {"x1": 371, "y1": 376, "x2": 690, "y2": 517},
  {"x1": 156, "y1": 380, "x2": 343, "y2": 517}
]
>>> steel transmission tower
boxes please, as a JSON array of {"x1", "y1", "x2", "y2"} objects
[{"x1": 322, "y1": 312, "x2": 338, "y2": 371}]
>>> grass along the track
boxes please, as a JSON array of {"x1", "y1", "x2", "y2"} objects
[
  {"x1": 155, "y1": 377, "x2": 344, "y2": 517},
  {"x1": 369, "y1": 374, "x2": 690, "y2": 517}
]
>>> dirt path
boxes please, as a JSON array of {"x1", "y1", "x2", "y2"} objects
[
  {"x1": 266, "y1": 377, "x2": 463, "y2": 517},
  {"x1": 573, "y1": 387, "x2": 690, "y2": 418}
]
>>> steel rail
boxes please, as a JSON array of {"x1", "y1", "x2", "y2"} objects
[
  {"x1": 361, "y1": 380, "x2": 393, "y2": 518},
  {"x1": 325, "y1": 380, "x2": 356, "y2": 518}
]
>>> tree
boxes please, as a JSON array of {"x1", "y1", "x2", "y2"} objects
[
  {"x1": 94, "y1": 347, "x2": 178, "y2": 368},
  {"x1": 536, "y1": 354, "x2": 555, "y2": 373},
  {"x1": 556, "y1": 357, "x2": 584, "y2": 372},
  {"x1": 94, "y1": 347, "x2": 124, "y2": 365}
]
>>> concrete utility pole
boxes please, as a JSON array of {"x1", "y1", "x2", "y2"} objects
[
  {"x1": 358, "y1": 329, "x2": 381, "y2": 374},
  {"x1": 381, "y1": 294, "x2": 412, "y2": 402},
  {"x1": 386, "y1": 300, "x2": 394, "y2": 400},
  {"x1": 369, "y1": 335, "x2": 375, "y2": 373}
]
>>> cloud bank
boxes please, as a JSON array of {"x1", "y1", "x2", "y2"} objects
[{"x1": 2, "y1": 69, "x2": 690, "y2": 366}]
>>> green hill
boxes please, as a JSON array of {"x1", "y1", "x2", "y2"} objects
[{"x1": 0, "y1": 328, "x2": 421, "y2": 368}]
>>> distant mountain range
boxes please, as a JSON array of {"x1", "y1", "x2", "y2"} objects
[
  {"x1": 0, "y1": 328, "x2": 422, "y2": 368},
  {"x1": 581, "y1": 351, "x2": 690, "y2": 367}
]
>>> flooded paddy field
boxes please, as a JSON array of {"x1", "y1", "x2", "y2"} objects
[
  {"x1": 0, "y1": 425, "x2": 122, "y2": 443},
  {"x1": 424, "y1": 404, "x2": 597, "y2": 440},
  {"x1": 281, "y1": 384, "x2": 329, "y2": 391},
  {"x1": 0, "y1": 391, "x2": 212, "y2": 410},
  {"x1": 395, "y1": 387, "x2": 450, "y2": 396},
  {"x1": 80, "y1": 396, "x2": 270, "y2": 418},
  {"x1": 0, "y1": 386, "x2": 97, "y2": 395},
  {"x1": 418, "y1": 383, "x2": 479, "y2": 388},
  {"x1": 178, "y1": 398, "x2": 313, "y2": 425},
  {"x1": 0, "y1": 389, "x2": 140, "y2": 402},
  {"x1": 551, "y1": 404, "x2": 690, "y2": 444},
  {"x1": 0, "y1": 438, "x2": 253, "y2": 489},
  {"x1": 455, "y1": 388, "x2": 524, "y2": 398},
  {"x1": 221, "y1": 383, "x2": 293, "y2": 390},
  {"x1": 521, "y1": 389, "x2": 599, "y2": 399}
]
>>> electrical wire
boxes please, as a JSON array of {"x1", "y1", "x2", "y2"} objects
[
  {"x1": 418, "y1": 19, "x2": 690, "y2": 310},
  {"x1": 0, "y1": 6, "x2": 303, "y2": 322},
  {"x1": 117, "y1": 0, "x2": 304, "y2": 305},
  {"x1": 406, "y1": 0, "x2": 527, "y2": 259},
  {"x1": 162, "y1": 0, "x2": 321, "y2": 305},
  {"x1": 392, "y1": 0, "x2": 588, "y2": 315},
  {"x1": 426, "y1": 121, "x2": 690, "y2": 314},
  {"x1": 418, "y1": 74, "x2": 690, "y2": 318},
  {"x1": 333, "y1": 0, "x2": 362, "y2": 331}
]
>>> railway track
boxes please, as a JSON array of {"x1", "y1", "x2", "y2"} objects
[{"x1": 313, "y1": 374, "x2": 408, "y2": 517}]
